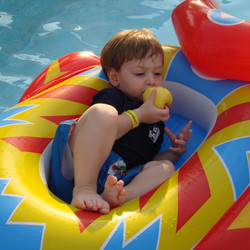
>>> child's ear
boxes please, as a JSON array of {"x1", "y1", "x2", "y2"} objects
[{"x1": 108, "y1": 68, "x2": 120, "y2": 87}]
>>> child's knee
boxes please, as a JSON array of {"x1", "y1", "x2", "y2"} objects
[
  {"x1": 75, "y1": 104, "x2": 118, "y2": 132},
  {"x1": 143, "y1": 160, "x2": 175, "y2": 178},
  {"x1": 159, "y1": 160, "x2": 176, "y2": 177},
  {"x1": 88, "y1": 104, "x2": 118, "y2": 127}
]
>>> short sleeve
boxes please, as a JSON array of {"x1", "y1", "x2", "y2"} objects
[{"x1": 91, "y1": 88, "x2": 138, "y2": 114}]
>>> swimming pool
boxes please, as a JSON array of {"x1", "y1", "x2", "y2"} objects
[{"x1": 0, "y1": 0, "x2": 249, "y2": 113}]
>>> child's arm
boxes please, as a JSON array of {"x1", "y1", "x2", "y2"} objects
[
  {"x1": 116, "y1": 89, "x2": 170, "y2": 139},
  {"x1": 154, "y1": 120, "x2": 192, "y2": 162}
]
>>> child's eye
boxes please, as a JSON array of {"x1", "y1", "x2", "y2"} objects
[
  {"x1": 155, "y1": 72, "x2": 162, "y2": 76},
  {"x1": 135, "y1": 73, "x2": 144, "y2": 76}
]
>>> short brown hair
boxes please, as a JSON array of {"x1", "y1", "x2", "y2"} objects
[{"x1": 100, "y1": 28, "x2": 164, "y2": 78}]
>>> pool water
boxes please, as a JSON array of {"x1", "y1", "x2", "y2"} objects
[{"x1": 0, "y1": 0, "x2": 249, "y2": 113}]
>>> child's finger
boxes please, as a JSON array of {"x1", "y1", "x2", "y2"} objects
[
  {"x1": 164, "y1": 126, "x2": 176, "y2": 139},
  {"x1": 147, "y1": 88, "x2": 157, "y2": 103},
  {"x1": 184, "y1": 129, "x2": 192, "y2": 141},
  {"x1": 181, "y1": 120, "x2": 192, "y2": 135}
]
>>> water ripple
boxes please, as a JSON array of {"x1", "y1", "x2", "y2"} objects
[
  {"x1": 13, "y1": 54, "x2": 53, "y2": 66},
  {"x1": 0, "y1": 12, "x2": 14, "y2": 29}
]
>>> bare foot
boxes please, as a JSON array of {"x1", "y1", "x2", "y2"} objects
[
  {"x1": 71, "y1": 187, "x2": 110, "y2": 214},
  {"x1": 101, "y1": 175, "x2": 126, "y2": 208}
]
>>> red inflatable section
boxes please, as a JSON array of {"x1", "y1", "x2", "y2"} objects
[
  {"x1": 172, "y1": 0, "x2": 250, "y2": 82},
  {"x1": 19, "y1": 52, "x2": 100, "y2": 102},
  {"x1": 194, "y1": 186, "x2": 250, "y2": 249}
]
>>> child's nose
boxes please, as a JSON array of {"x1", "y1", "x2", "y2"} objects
[
  {"x1": 147, "y1": 82, "x2": 155, "y2": 86},
  {"x1": 146, "y1": 73, "x2": 156, "y2": 86}
]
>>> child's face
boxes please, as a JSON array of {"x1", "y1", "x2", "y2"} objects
[{"x1": 109, "y1": 52, "x2": 163, "y2": 101}]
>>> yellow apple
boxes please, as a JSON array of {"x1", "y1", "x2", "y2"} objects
[{"x1": 142, "y1": 86, "x2": 173, "y2": 109}]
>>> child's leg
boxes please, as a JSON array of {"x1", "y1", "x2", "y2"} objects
[
  {"x1": 123, "y1": 160, "x2": 175, "y2": 203},
  {"x1": 69, "y1": 103, "x2": 123, "y2": 214}
]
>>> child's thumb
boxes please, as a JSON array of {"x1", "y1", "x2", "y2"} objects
[{"x1": 147, "y1": 88, "x2": 156, "y2": 103}]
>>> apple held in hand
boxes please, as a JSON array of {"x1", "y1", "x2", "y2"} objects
[{"x1": 143, "y1": 86, "x2": 173, "y2": 109}]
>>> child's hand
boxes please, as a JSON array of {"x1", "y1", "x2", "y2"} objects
[
  {"x1": 164, "y1": 120, "x2": 192, "y2": 156},
  {"x1": 136, "y1": 89, "x2": 170, "y2": 124}
]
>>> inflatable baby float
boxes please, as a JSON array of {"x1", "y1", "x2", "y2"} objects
[{"x1": 0, "y1": 0, "x2": 249, "y2": 249}]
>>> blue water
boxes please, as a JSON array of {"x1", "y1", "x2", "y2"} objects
[{"x1": 0, "y1": 0, "x2": 249, "y2": 113}]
